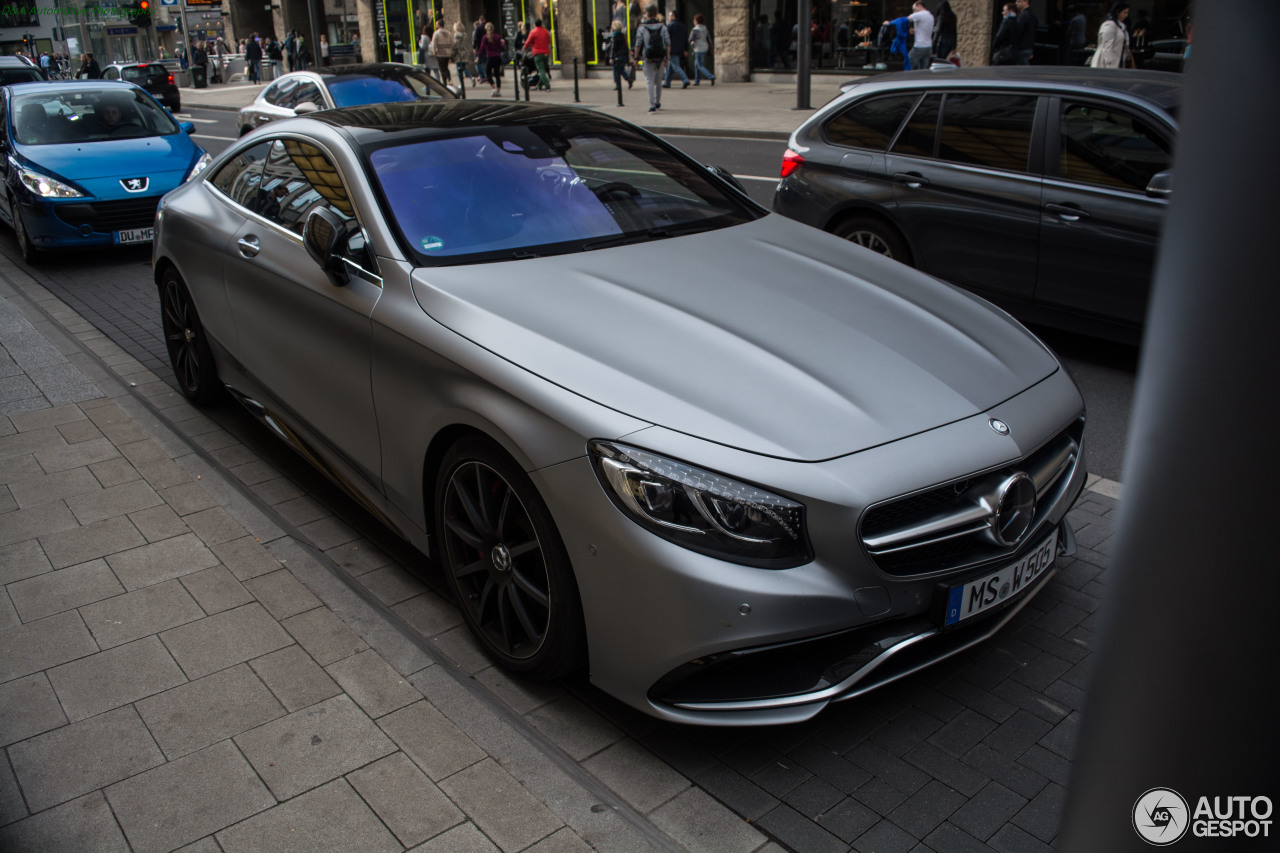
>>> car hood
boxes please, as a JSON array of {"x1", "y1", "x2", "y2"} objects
[
  {"x1": 410, "y1": 216, "x2": 1059, "y2": 461},
  {"x1": 18, "y1": 135, "x2": 196, "y2": 194}
]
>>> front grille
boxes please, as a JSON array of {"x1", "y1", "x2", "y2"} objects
[
  {"x1": 54, "y1": 196, "x2": 161, "y2": 233},
  {"x1": 860, "y1": 418, "x2": 1084, "y2": 576}
]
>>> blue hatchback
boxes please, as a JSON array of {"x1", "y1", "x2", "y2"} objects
[{"x1": 0, "y1": 81, "x2": 211, "y2": 262}]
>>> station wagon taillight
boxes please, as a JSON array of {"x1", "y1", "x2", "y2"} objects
[{"x1": 780, "y1": 149, "x2": 805, "y2": 179}]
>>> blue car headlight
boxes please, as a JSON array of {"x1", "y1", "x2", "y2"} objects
[
  {"x1": 589, "y1": 440, "x2": 812, "y2": 568},
  {"x1": 185, "y1": 152, "x2": 212, "y2": 182},
  {"x1": 13, "y1": 159, "x2": 85, "y2": 199}
]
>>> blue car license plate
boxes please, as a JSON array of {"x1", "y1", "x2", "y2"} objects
[
  {"x1": 943, "y1": 528, "x2": 1058, "y2": 626},
  {"x1": 114, "y1": 227, "x2": 154, "y2": 245}
]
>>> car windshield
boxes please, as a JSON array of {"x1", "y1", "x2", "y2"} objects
[
  {"x1": 121, "y1": 64, "x2": 168, "y2": 83},
  {"x1": 327, "y1": 71, "x2": 450, "y2": 107},
  {"x1": 12, "y1": 89, "x2": 180, "y2": 145},
  {"x1": 367, "y1": 124, "x2": 762, "y2": 265}
]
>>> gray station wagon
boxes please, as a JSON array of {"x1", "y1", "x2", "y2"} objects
[{"x1": 774, "y1": 67, "x2": 1180, "y2": 342}]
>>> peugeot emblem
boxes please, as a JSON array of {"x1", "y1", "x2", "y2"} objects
[
  {"x1": 991, "y1": 472, "x2": 1037, "y2": 547},
  {"x1": 989, "y1": 418, "x2": 1010, "y2": 436},
  {"x1": 120, "y1": 177, "x2": 149, "y2": 193}
]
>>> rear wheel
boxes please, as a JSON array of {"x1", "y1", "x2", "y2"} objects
[
  {"x1": 159, "y1": 268, "x2": 222, "y2": 405},
  {"x1": 435, "y1": 437, "x2": 585, "y2": 680},
  {"x1": 832, "y1": 214, "x2": 912, "y2": 265}
]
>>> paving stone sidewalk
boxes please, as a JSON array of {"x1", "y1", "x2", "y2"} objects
[{"x1": 0, "y1": 262, "x2": 778, "y2": 852}]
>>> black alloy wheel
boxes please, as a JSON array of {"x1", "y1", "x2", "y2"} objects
[
  {"x1": 833, "y1": 214, "x2": 912, "y2": 265},
  {"x1": 10, "y1": 195, "x2": 39, "y2": 264},
  {"x1": 159, "y1": 268, "x2": 222, "y2": 405},
  {"x1": 435, "y1": 437, "x2": 585, "y2": 680}
]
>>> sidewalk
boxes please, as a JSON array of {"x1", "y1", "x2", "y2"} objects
[
  {"x1": 0, "y1": 260, "x2": 767, "y2": 850},
  {"x1": 179, "y1": 72, "x2": 853, "y2": 139}
]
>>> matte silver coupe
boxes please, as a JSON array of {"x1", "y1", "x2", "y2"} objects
[{"x1": 154, "y1": 101, "x2": 1087, "y2": 724}]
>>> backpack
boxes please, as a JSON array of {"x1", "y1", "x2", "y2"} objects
[{"x1": 643, "y1": 23, "x2": 666, "y2": 62}]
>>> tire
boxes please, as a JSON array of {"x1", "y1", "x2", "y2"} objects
[
  {"x1": 10, "y1": 196, "x2": 40, "y2": 265},
  {"x1": 831, "y1": 214, "x2": 912, "y2": 265},
  {"x1": 434, "y1": 437, "x2": 585, "y2": 680},
  {"x1": 158, "y1": 267, "x2": 223, "y2": 405}
]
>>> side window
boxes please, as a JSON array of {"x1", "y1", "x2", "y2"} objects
[
  {"x1": 292, "y1": 82, "x2": 324, "y2": 110},
  {"x1": 890, "y1": 93, "x2": 941, "y2": 158},
  {"x1": 263, "y1": 79, "x2": 293, "y2": 106},
  {"x1": 824, "y1": 93, "x2": 918, "y2": 151},
  {"x1": 1058, "y1": 102, "x2": 1172, "y2": 191},
  {"x1": 103, "y1": 67, "x2": 119, "y2": 80},
  {"x1": 210, "y1": 140, "x2": 272, "y2": 207},
  {"x1": 936, "y1": 92, "x2": 1038, "y2": 173},
  {"x1": 256, "y1": 139, "x2": 361, "y2": 242}
]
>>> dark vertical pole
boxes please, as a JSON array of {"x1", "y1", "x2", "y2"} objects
[
  {"x1": 459, "y1": 65, "x2": 466, "y2": 98},
  {"x1": 795, "y1": 11, "x2": 811, "y2": 109},
  {"x1": 1059, "y1": 9, "x2": 1280, "y2": 850},
  {"x1": 617, "y1": 65, "x2": 624, "y2": 106},
  {"x1": 573, "y1": 56, "x2": 580, "y2": 102}
]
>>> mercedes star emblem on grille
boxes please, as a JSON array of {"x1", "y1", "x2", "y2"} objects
[
  {"x1": 989, "y1": 418, "x2": 1010, "y2": 435},
  {"x1": 121, "y1": 177, "x2": 150, "y2": 193},
  {"x1": 991, "y1": 472, "x2": 1037, "y2": 546}
]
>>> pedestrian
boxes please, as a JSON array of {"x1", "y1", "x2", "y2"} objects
[
  {"x1": 606, "y1": 20, "x2": 634, "y2": 91},
  {"x1": 933, "y1": 1, "x2": 957, "y2": 61},
  {"x1": 1013, "y1": 0, "x2": 1037, "y2": 65},
  {"x1": 431, "y1": 19, "x2": 455, "y2": 85},
  {"x1": 662, "y1": 11, "x2": 691, "y2": 89},
  {"x1": 477, "y1": 22, "x2": 506, "y2": 97},
  {"x1": 526, "y1": 18, "x2": 552, "y2": 90},
  {"x1": 991, "y1": 2, "x2": 1017, "y2": 64},
  {"x1": 1065, "y1": 5, "x2": 1087, "y2": 64},
  {"x1": 633, "y1": 4, "x2": 669, "y2": 112},
  {"x1": 418, "y1": 27, "x2": 431, "y2": 65},
  {"x1": 473, "y1": 17, "x2": 488, "y2": 82},
  {"x1": 77, "y1": 51, "x2": 101, "y2": 80},
  {"x1": 753, "y1": 14, "x2": 773, "y2": 68},
  {"x1": 244, "y1": 34, "x2": 263, "y2": 84},
  {"x1": 884, "y1": 0, "x2": 933, "y2": 71},
  {"x1": 452, "y1": 23, "x2": 476, "y2": 81},
  {"x1": 1090, "y1": 2, "x2": 1131, "y2": 68},
  {"x1": 689, "y1": 13, "x2": 715, "y2": 85},
  {"x1": 286, "y1": 30, "x2": 298, "y2": 71},
  {"x1": 319, "y1": 35, "x2": 329, "y2": 66}
]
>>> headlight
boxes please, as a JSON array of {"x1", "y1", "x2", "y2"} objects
[
  {"x1": 185, "y1": 152, "x2": 213, "y2": 182},
  {"x1": 17, "y1": 165, "x2": 84, "y2": 198},
  {"x1": 589, "y1": 441, "x2": 812, "y2": 568}
]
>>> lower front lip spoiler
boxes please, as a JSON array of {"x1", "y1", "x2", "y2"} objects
[{"x1": 669, "y1": 562, "x2": 1060, "y2": 715}]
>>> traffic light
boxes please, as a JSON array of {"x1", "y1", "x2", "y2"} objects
[{"x1": 130, "y1": 0, "x2": 152, "y2": 29}]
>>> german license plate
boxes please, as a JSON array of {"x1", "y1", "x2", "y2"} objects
[
  {"x1": 114, "y1": 227, "x2": 153, "y2": 245},
  {"x1": 942, "y1": 529, "x2": 1058, "y2": 626}
]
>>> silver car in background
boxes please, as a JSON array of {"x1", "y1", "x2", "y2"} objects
[
  {"x1": 235, "y1": 63, "x2": 454, "y2": 137},
  {"x1": 154, "y1": 101, "x2": 1087, "y2": 724}
]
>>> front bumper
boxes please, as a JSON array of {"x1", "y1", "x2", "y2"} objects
[
  {"x1": 16, "y1": 194, "x2": 162, "y2": 249},
  {"x1": 535, "y1": 367, "x2": 1087, "y2": 725}
]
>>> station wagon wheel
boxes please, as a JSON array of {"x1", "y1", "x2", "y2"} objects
[
  {"x1": 435, "y1": 437, "x2": 585, "y2": 680},
  {"x1": 10, "y1": 195, "x2": 39, "y2": 264},
  {"x1": 159, "y1": 268, "x2": 222, "y2": 405},
  {"x1": 832, "y1": 214, "x2": 912, "y2": 265}
]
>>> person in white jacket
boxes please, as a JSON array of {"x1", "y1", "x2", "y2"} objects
[{"x1": 1090, "y1": 1, "x2": 1130, "y2": 68}]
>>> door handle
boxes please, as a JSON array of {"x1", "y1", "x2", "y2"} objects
[
  {"x1": 893, "y1": 172, "x2": 930, "y2": 189},
  {"x1": 237, "y1": 235, "x2": 261, "y2": 257},
  {"x1": 1045, "y1": 203, "x2": 1091, "y2": 222}
]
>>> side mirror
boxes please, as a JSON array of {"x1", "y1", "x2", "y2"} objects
[
  {"x1": 179, "y1": 121, "x2": 196, "y2": 135},
  {"x1": 706, "y1": 164, "x2": 747, "y2": 194},
  {"x1": 303, "y1": 208, "x2": 351, "y2": 287},
  {"x1": 1146, "y1": 170, "x2": 1173, "y2": 199},
  {"x1": 294, "y1": 101, "x2": 319, "y2": 114}
]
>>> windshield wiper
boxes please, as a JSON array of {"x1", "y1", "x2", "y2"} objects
[{"x1": 581, "y1": 225, "x2": 714, "y2": 252}]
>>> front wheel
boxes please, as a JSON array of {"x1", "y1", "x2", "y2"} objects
[
  {"x1": 159, "y1": 268, "x2": 223, "y2": 405},
  {"x1": 435, "y1": 437, "x2": 585, "y2": 680},
  {"x1": 832, "y1": 214, "x2": 912, "y2": 265},
  {"x1": 10, "y1": 196, "x2": 39, "y2": 264}
]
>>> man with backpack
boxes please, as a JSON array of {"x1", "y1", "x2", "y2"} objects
[{"x1": 634, "y1": 4, "x2": 669, "y2": 113}]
